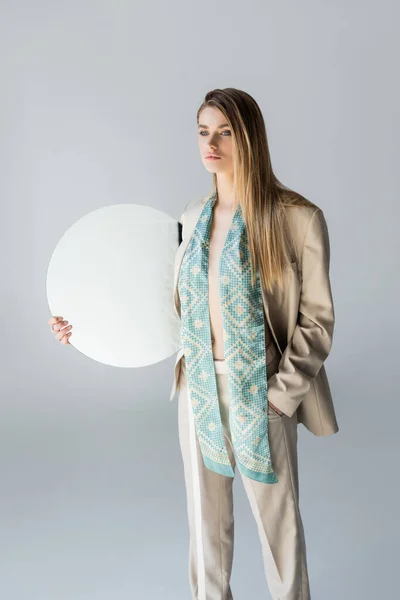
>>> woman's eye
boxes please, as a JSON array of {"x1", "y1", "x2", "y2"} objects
[{"x1": 198, "y1": 130, "x2": 231, "y2": 136}]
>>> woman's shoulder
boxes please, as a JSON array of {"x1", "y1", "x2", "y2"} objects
[
  {"x1": 180, "y1": 192, "x2": 326, "y2": 234},
  {"x1": 281, "y1": 189, "x2": 320, "y2": 213},
  {"x1": 280, "y1": 193, "x2": 329, "y2": 262},
  {"x1": 178, "y1": 196, "x2": 202, "y2": 221},
  {"x1": 282, "y1": 193, "x2": 324, "y2": 230}
]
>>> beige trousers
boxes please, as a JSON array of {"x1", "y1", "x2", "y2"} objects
[{"x1": 178, "y1": 358, "x2": 311, "y2": 600}]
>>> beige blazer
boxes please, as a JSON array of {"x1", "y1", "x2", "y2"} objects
[{"x1": 169, "y1": 195, "x2": 339, "y2": 437}]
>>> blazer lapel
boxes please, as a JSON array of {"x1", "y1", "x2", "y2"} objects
[{"x1": 173, "y1": 197, "x2": 207, "y2": 319}]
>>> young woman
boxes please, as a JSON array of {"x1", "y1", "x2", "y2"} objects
[
  {"x1": 171, "y1": 87, "x2": 339, "y2": 600},
  {"x1": 48, "y1": 86, "x2": 339, "y2": 600}
]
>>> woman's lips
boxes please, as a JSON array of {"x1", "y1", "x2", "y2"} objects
[{"x1": 205, "y1": 156, "x2": 221, "y2": 160}]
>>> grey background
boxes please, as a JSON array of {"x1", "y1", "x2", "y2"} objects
[{"x1": 1, "y1": 1, "x2": 398, "y2": 598}]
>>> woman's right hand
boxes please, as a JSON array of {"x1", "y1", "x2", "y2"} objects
[{"x1": 48, "y1": 316, "x2": 73, "y2": 345}]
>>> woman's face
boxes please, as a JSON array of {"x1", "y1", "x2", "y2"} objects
[{"x1": 198, "y1": 106, "x2": 234, "y2": 175}]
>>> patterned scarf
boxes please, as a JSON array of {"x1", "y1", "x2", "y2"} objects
[{"x1": 178, "y1": 189, "x2": 278, "y2": 484}]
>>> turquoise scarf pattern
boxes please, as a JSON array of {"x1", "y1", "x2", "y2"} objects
[{"x1": 178, "y1": 189, "x2": 278, "y2": 484}]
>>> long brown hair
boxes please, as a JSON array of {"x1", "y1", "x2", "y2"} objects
[{"x1": 197, "y1": 88, "x2": 316, "y2": 295}]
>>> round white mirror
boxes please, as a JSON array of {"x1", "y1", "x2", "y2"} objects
[{"x1": 46, "y1": 204, "x2": 181, "y2": 367}]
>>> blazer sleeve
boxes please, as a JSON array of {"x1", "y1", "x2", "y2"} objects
[{"x1": 266, "y1": 208, "x2": 335, "y2": 418}]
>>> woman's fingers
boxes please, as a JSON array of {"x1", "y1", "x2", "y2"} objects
[
  {"x1": 48, "y1": 316, "x2": 73, "y2": 344},
  {"x1": 48, "y1": 316, "x2": 62, "y2": 325},
  {"x1": 56, "y1": 325, "x2": 72, "y2": 343}
]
